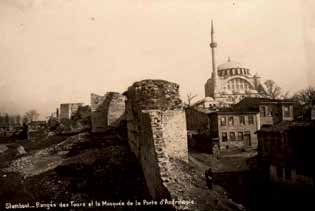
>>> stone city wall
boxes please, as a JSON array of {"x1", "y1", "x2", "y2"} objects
[
  {"x1": 125, "y1": 80, "x2": 189, "y2": 205},
  {"x1": 91, "y1": 92, "x2": 126, "y2": 132}
]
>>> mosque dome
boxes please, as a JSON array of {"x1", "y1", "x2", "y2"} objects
[
  {"x1": 248, "y1": 89, "x2": 258, "y2": 94},
  {"x1": 217, "y1": 58, "x2": 247, "y2": 70},
  {"x1": 217, "y1": 57, "x2": 250, "y2": 76},
  {"x1": 204, "y1": 97, "x2": 215, "y2": 101}
]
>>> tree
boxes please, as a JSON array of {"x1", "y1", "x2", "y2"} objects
[
  {"x1": 186, "y1": 93, "x2": 198, "y2": 107},
  {"x1": 292, "y1": 86, "x2": 315, "y2": 105},
  {"x1": 263, "y1": 80, "x2": 282, "y2": 99},
  {"x1": 24, "y1": 110, "x2": 40, "y2": 123},
  {"x1": 4, "y1": 113, "x2": 9, "y2": 125},
  {"x1": 16, "y1": 115, "x2": 21, "y2": 126}
]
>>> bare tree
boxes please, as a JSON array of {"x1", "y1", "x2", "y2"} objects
[
  {"x1": 187, "y1": 93, "x2": 198, "y2": 107},
  {"x1": 280, "y1": 90, "x2": 290, "y2": 100},
  {"x1": 263, "y1": 80, "x2": 282, "y2": 99},
  {"x1": 24, "y1": 110, "x2": 40, "y2": 123},
  {"x1": 16, "y1": 115, "x2": 21, "y2": 126},
  {"x1": 4, "y1": 113, "x2": 9, "y2": 125},
  {"x1": 292, "y1": 86, "x2": 315, "y2": 105}
]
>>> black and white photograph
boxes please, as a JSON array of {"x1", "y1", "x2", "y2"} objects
[{"x1": 0, "y1": 0, "x2": 314, "y2": 210}]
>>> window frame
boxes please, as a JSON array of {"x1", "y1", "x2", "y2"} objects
[
  {"x1": 228, "y1": 116, "x2": 234, "y2": 126},
  {"x1": 237, "y1": 132, "x2": 244, "y2": 141},
  {"x1": 229, "y1": 132, "x2": 236, "y2": 141},
  {"x1": 248, "y1": 115, "x2": 254, "y2": 125},
  {"x1": 240, "y1": 116, "x2": 245, "y2": 125},
  {"x1": 222, "y1": 132, "x2": 228, "y2": 142},
  {"x1": 220, "y1": 116, "x2": 227, "y2": 126}
]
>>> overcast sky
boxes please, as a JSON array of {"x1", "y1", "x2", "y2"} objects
[{"x1": 0, "y1": 0, "x2": 314, "y2": 119}]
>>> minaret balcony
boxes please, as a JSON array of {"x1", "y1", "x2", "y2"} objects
[{"x1": 210, "y1": 42, "x2": 217, "y2": 48}]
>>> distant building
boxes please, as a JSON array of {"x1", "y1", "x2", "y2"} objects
[
  {"x1": 204, "y1": 21, "x2": 267, "y2": 107},
  {"x1": 301, "y1": 99, "x2": 315, "y2": 121},
  {"x1": 257, "y1": 121, "x2": 315, "y2": 186},
  {"x1": 208, "y1": 110, "x2": 260, "y2": 151},
  {"x1": 59, "y1": 103, "x2": 83, "y2": 120}
]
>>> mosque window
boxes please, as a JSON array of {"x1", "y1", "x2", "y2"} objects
[
  {"x1": 228, "y1": 85, "x2": 230, "y2": 89},
  {"x1": 229, "y1": 69, "x2": 233, "y2": 75}
]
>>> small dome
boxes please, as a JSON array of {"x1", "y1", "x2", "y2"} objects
[
  {"x1": 217, "y1": 58, "x2": 247, "y2": 71},
  {"x1": 204, "y1": 97, "x2": 215, "y2": 102},
  {"x1": 248, "y1": 89, "x2": 258, "y2": 94}
]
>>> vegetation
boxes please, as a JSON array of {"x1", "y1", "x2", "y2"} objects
[
  {"x1": 23, "y1": 110, "x2": 40, "y2": 123},
  {"x1": 263, "y1": 80, "x2": 289, "y2": 99}
]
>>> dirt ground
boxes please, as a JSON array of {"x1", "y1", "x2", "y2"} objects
[
  {"x1": 0, "y1": 132, "x2": 155, "y2": 211},
  {"x1": 0, "y1": 131, "x2": 251, "y2": 211}
]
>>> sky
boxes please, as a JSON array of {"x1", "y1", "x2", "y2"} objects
[{"x1": 0, "y1": 0, "x2": 314, "y2": 119}]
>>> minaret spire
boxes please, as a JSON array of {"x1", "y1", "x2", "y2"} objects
[
  {"x1": 210, "y1": 20, "x2": 218, "y2": 97},
  {"x1": 210, "y1": 20, "x2": 217, "y2": 76}
]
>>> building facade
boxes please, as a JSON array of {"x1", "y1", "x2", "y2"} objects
[
  {"x1": 209, "y1": 111, "x2": 260, "y2": 151},
  {"x1": 234, "y1": 97, "x2": 294, "y2": 126},
  {"x1": 257, "y1": 121, "x2": 315, "y2": 186}
]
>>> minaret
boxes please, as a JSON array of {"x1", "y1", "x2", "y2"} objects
[{"x1": 209, "y1": 20, "x2": 218, "y2": 97}]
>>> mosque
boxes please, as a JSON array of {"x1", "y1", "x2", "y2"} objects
[{"x1": 195, "y1": 21, "x2": 267, "y2": 108}]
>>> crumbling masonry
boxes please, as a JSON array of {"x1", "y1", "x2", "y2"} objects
[
  {"x1": 91, "y1": 92, "x2": 126, "y2": 132},
  {"x1": 125, "y1": 80, "x2": 189, "y2": 201}
]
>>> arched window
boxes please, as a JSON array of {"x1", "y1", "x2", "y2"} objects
[{"x1": 228, "y1": 78, "x2": 252, "y2": 92}]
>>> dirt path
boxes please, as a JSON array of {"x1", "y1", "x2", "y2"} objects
[
  {"x1": 3, "y1": 133, "x2": 86, "y2": 178},
  {"x1": 189, "y1": 154, "x2": 211, "y2": 174}
]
